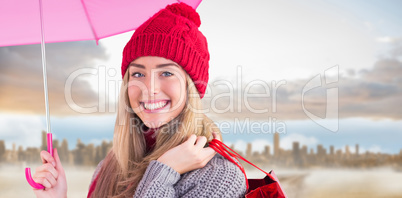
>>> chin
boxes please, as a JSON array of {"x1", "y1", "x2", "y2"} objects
[
  {"x1": 143, "y1": 122, "x2": 162, "y2": 129},
  {"x1": 141, "y1": 117, "x2": 168, "y2": 129}
]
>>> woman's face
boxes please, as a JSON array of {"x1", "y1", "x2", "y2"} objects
[{"x1": 127, "y1": 56, "x2": 187, "y2": 129}]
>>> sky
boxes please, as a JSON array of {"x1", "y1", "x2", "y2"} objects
[{"x1": 0, "y1": 0, "x2": 401, "y2": 154}]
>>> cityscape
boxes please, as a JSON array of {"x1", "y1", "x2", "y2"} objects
[
  {"x1": 239, "y1": 133, "x2": 402, "y2": 170},
  {"x1": 0, "y1": 131, "x2": 112, "y2": 167},
  {"x1": 0, "y1": 131, "x2": 401, "y2": 170}
]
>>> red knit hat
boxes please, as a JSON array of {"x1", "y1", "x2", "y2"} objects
[{"x1": 121, "y1": 3, "x2": 209, "y2": 98}]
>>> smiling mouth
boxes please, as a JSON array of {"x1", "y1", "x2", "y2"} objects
[{"x1": 140, "y1": 100, "x2": 170, "y2": 111}]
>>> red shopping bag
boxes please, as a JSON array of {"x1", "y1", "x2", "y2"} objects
[{"x1": 209, "y1": 139, "x2": 287, "y2": 198}]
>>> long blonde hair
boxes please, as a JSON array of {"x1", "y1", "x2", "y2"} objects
[{"x1": 91, "y1": 70, "x2": 221, "y2": 198}]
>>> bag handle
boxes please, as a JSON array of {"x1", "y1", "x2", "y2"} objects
[
  {"x1": 209, "y1": 139, "x2": 277, "y2": 189},
  {"x1": 209, "y1": 139, "x2": 249, "y2": 189}
]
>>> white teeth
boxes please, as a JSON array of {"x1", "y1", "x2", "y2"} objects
[{"x1": 143, "y1": 101, "x2": 168, "y2": 110}]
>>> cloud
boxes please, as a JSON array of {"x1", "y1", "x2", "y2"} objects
[
  {"x1": 377, "y1": 37, "x2": 395, "y2": 43},
  {"x1": 0, "y1": 41, "x2": 110, "y2": 115},
  {"x1": 362, "y1": 59, "x2": 402, "y2": 83},
  {"x1": 204, "y1": 50, "x2": 402, "y2": 120},
  {"x1": 1, "y1": 39, "x2": 401, "y2": 121},
  {"x1": 364, "y1": 145, "x2": 383, "y2": 153},
  {"x1": 0, "y1": 113, "x2": 44, "y2": 149},
  {"x1": 364, "y1": 22, "x2": 374, "y2": 31},
  {"x1": 249, "y1": 139, "x2": 272, "y2": 153},
  {"x1": 376, "y1": 36, "x2": 402, "y2": 44},
  {"x1": 224, "y1": 139, "x2": 247, "y2": 154}
]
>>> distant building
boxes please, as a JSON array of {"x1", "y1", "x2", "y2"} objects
[
  {"x1": 345, "y1": 145, "x2": 350, "y2": 158},
  {"x1": 317, "y1": 144, "x2": 326, "y2": 158},
  {"x1": 41, "y1": 131, "x2": 47, "y2": 151},
  {"x1": 356, "y1": 144, "x2": 359, "y2": 156},
  {"x1": 301, "y1": 145, "x2": 308, "y2": 156},
  {"x1": 246, "y1": 143, "x2": 252, "y2": 159},
  {"x1": 1, "y1": 130, "x2": 401, "y2": 169},
  {"x1": 274, "y1": 132, "x2": 280, "y2": 157},
  {"x1": 292, "y1": 142, "x2": 301, "y2": 167},
  {"x1": 263, "y1": 145, "x2": 270, "y2": 157},
  {"x1": 59, "y1": 139, "x2": 70, "y2": 164},
  {"x1": 0, "y1": 140, "x2": 5, "y2": 162}
]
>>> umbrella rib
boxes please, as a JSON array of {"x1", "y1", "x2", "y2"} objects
[{"x1": 80, "y1": 0, "x2": 99, "y2": 44}]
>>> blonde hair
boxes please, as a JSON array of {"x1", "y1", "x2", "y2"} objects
[{"x1": 91, "y1": 71, "x2": 221, "y2": 198}]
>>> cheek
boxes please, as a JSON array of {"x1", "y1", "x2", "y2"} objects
[
  {"x1": 128, "y1": 86, "x2": 142, "y2": 106},
  {"x1": 164, "y1": 80, "x2": 185, "y2": 100},
  {"x1": 162, "y1": 79, "x2": 187, "y2": 112}
]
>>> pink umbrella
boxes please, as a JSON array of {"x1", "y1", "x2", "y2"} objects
[
  {"x1": 1, "y1": 0, "x2": 201, "y2": 46},
  {"x1": 0, "y1": 0, "x2": 201, "y2": 189}
]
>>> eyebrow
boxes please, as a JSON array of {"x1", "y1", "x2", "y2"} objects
[{"x1": 129, "y1": 63, "x2": 179, "y2": 69}]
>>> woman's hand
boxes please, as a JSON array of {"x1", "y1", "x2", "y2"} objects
[
  {"x1": 157, "y1": 132, "x2": 220, "y2": 174},
  {"x1": 32, "y1": 148, "x2": 67, "y2": 198}
]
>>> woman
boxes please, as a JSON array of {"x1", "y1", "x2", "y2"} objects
[{"x1": 32, "y1": 3, "x2": 247, "y2": 198}]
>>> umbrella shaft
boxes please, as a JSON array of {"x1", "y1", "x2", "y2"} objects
[{"x1": 39, "y1": 0, "x2": 51, "y2": 134}]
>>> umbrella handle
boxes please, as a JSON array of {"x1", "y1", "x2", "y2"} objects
[{"x1": 25, "y1": 133, "x2": 53, "y2": 189}]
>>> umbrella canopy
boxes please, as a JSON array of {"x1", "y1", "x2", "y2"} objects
[
  {"x1": 0, "y1": 0, "x2": 201, "y2": 46},
  {"x1": 1, "y1": 0, "x2": 202, "y2": 189}
]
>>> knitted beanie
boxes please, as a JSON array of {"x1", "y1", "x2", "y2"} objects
[{"x1": 121, "y1": 3, "x2": 209, "y2": 98}]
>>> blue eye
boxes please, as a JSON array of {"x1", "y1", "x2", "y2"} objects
[
  {"x1": 131, "y1": 72, "x2": 144, "y2": 78},
  {"x1": 162, "y1": 71, "x2": 173, "y2": 77}
]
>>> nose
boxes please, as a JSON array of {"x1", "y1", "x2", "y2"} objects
[{"x1": 145, "y1": 72, "x2": 160, "y2": 97}]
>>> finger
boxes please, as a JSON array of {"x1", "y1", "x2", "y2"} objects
[
  {"x1": 194, "y1": 136, "x2": 207, "y2": 149},
  {"x1": 185, "y1": 134, "x2": 197, "y2": 145},
  {"x1": 201, "y1": 154, "x2": 214, "y2": 167},
  {"x1": 33, "y1": 171, "x2": 57, "y2": 187},
  {"x1": 53, "y1": 148, "x2": 64, "y2": 171},
  {"x1": 212, "y1": 131, "x2": 221, "y2": 141},
  {"x1": 200, "y1": 146, "x2": 216, "y2": 158},
  {"x1": 199, "y1": 147, "x2": 216, "y2": 164},
  {"x1": 35, "y1": 163, "x2": 59, "y2": 179},
  {"x1": 32, "y1": 176, "x2": 52, "y2": 189},
  {"x1": 40, "y1": 150, "x2": 56, "y2": 167},
  {"x1": 212, "y1": 131, "x2": 216, "y2": 139}
]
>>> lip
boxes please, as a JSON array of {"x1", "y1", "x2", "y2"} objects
[
  {"x1": 140, "y1": 100, "x2": 170, "y2": 113},
  {"x1": 140, "y1": 99, "x2": 170, "y2": 103}
]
